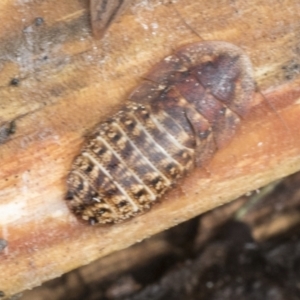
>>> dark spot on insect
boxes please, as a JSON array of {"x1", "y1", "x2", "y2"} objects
[
  {"x1": 74, "y1": 204, "x2": 85, "y2": 213},
  {"x1": 151, "y1": 177, "x2": 161, "y2": 186},
  {"x1": 65, "y1": 191, "x2": 74, "y2": 200},
  {"x1": 97, "y1": 148, "x2": 106, "y2": 155},
  {"x1": 135, "y1": 189, "x2": 145, "y2": 198},
  {"x1": 112, "y1": 133, "x2": 121, "y2": 142},
  {"x1": 166, "y1": 163, "x2": 174, "y2": 170},
  {"x1": 117, "y1": 200, "x2": 127, "y2": 208},
  {"x1": 107, "y1": 158, "x2": 119, "y2": 170},
  {"x1": 199, "y1": 130, "x2": 211, "y2": 140},
  {"x1": 34, "y1": 17, "x2": 44, "y2": 26},
  {"x1": 139, "y1": 107, "x2": 150, "y2": 117},
  {"x1": 179, "y1": 149, "x2": 187, "y2": 157},
  {"x1": 92, "y1": 191, "x2": 99, "y2": 198},
  {"x1": 203, "y1": 60, "x2": 214, "y2": 69},
  {"x1": 124, "y1": 119, "x2": 135, "y2": 130},
  {"x1": 106, "y1": 188, "x2": 118, "y2": 196},
  {"x1": 77, "y1": 181, "x2": 84, "y2": 191},
  {"x1": 86, "y1": 164, "x2": 93, "y2": 173},
  {"x1": 0, "y1": 239, "x2": 7, "y2": 252},
  {"x1": 43, "y1": 55, "x2": 48, "y2": 60},
  {"x1": 10, "y1": 78, "x2": 19, "y2": 86}
]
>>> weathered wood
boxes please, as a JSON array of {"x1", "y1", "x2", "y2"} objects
[{"x1": 0, "y1": 0, "x2": 300, "y2": 296}]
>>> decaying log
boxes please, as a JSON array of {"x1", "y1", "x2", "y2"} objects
[{"x1": 0, "y1": 0, "x2": 300, "y2": 297}]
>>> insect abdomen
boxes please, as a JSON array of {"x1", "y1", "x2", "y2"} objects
[
  {"x1": 66, "y1": 41, "x2": 255, "y2": 225},
  {"x1": 67, "y1": 102, "x2": 195, "y2": 224}
]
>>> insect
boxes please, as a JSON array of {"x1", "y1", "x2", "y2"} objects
[
  {"x1": 66, "y1": 41, "x2": 255, "y2": 225},
  {"x1": 90, "y1": 0, "x2": 132, "y2": 39}
]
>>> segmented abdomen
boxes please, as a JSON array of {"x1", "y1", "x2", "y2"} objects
[{"x1": 66, "y1": 41, "x2": 255, "y2": 225}]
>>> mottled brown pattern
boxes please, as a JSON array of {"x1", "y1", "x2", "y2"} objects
[{"x1": 66, "y1": 41, "x2": 255, "y2": 225}]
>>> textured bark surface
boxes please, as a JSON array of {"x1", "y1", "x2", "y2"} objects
[{"x1": 0, "y1": 0, "x2": 300, "y2": 297}]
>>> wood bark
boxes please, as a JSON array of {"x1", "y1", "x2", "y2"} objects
[{"x1": 0, "y1": 0, "x2": 300, "y2": 296}]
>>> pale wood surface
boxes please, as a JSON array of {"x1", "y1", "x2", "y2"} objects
[{"x1": 0, "y1": 0, "x2": 300, "y2": 296}]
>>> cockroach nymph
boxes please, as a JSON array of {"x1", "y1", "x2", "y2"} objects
[{"x1": 66, "y1": 41, "x2": 255, "y2": 225}]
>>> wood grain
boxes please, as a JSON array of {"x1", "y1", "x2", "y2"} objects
[{"x1": 0, "y1": 0, "x2": 300, "y2": 296}]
